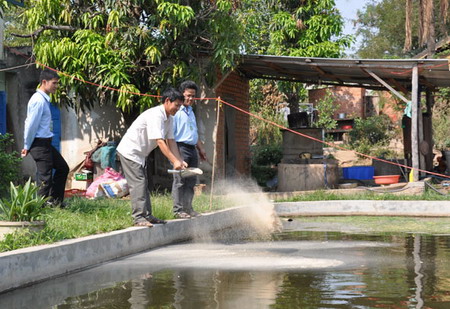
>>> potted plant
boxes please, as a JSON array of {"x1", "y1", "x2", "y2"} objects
[{"x1": 0, "y1": 178, "x2": 48, "y2": 240}]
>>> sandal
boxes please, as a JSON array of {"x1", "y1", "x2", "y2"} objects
[
  {"x1": 174, "y1": 211, "x2": 191, "y2": 219},
  {"x1": 147, "y1": 216, "x2": 167, "y2": 224},
  {"x1": 134, "y1": 221, "x2": 153, "y2": 227}
]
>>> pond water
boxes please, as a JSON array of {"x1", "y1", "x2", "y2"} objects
[{"x1": 2, "y1": 221, "x2": 450, "y2": 308}]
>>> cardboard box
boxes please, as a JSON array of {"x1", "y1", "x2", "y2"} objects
[{"x1": 74, "y1": 173, "x2": 93, "y2": 181}]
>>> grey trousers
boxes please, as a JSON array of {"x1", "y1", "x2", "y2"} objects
[
  {"x1": 172, "y1": 142, "x2": 198, "y2": 214},
  {"x1": 118, "y1": 153, "x2": 152, "y2": 223}
]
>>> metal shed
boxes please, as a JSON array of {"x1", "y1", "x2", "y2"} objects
[{"x1": 236, "y1": 54, "x2": 450, "y2": 179}]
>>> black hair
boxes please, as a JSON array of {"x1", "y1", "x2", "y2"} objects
[
  {"x1": 179, "y1": 80, "x2": 198, "y2": 94},
  {"x1": 161, "y1": 88, "x2": 184, "y2": 103},
  {"x1": 39, "y1": 68, "x2": 59, "y2": 83}
]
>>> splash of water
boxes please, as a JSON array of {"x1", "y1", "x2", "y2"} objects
[{"x1": 193, "y1": 179, "x2": 281, "y2": 243}]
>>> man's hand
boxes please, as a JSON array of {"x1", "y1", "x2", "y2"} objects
[
  {"x1": 173, "y1": 160, "x2": 188, "y2": 170},
  {"x1": 198, "y1": 149, "x2": 207, "y2": 161},
  {"x1": 21, "y1": 149, "x2": 28, "y2": 158}
]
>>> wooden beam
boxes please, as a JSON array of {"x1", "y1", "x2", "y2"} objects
[
  {"x1": 363, "y1": 69, "x2": 410, "y2": 104},
  {"x1": 312, "y1": 66, "x2": 343, "y2": 83},
  {"x1": 388, "y1": 78, "x2": 409, "y2": 95}
]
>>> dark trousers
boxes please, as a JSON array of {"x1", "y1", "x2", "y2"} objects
[
  {"x1": 29, "y1": 138, "x2": 69, "y2": 203},
  {"x1": 172, "y1": 142, "x2": 198, "y2": 214}
]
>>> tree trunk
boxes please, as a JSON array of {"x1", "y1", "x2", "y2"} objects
[{"x1": 404, "y1": 0, "x2": 413, "y2": 52}]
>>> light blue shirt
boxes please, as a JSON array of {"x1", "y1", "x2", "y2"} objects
[
  {"x1": 173, "y1": 105, "x2": 198, "y2": 145},
  {"x1": 23, "y1": 89, "x2": 53, "y2": 150}
]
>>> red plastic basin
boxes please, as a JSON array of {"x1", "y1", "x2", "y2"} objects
[{"x1": 373, "y1": 175, "x2": 401, "y2": 185}]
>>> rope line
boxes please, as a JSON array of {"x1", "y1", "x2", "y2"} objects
[{"x1": 6, "y1": 46, "x2": 449, "y2": 180}]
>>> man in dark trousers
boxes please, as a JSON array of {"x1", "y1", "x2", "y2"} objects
[
  {"x1": 21, "y1": 69, "x2": 69, "y2": 207},
  {"x1": 172, "y1": 81, "x2": 207, "y2": 218}
]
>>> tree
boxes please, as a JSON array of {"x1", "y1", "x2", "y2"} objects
[
  {"x1": 238, "y1": 0, "x2": 353, "y2": 113},
  {"x1": 355, "y1": 0, "x2": 450, "y2": 59},
  {"x1": 8, "y1": 0, "x2": 243, "y2": 114}
]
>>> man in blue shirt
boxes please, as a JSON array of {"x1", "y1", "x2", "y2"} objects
[
  {"x1": 21, "y1": 69, "x2": 69, "y2": 207},
  {"x1": 172, "y1": 81, "x2": 207, "y2": 218}
]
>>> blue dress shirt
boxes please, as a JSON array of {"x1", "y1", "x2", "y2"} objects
[
  {"x1": 23, "y1": 90, "x2": 53, "y2": 150},
  {"x1": 173, "y1": 105, "x2": 198, "y2": 145}
]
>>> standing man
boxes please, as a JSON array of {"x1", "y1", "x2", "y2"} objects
[
  {"x1": 172, "y1": 81, "x2": 207, "y2": 219},
  {"x1": 21, "y1": 68, "x2": 69, "y2": 207},
  {"x1": 117, "y1": 88, "x2": 187, "y2": 227}
]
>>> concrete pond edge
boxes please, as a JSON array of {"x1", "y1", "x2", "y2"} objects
[
  {"x1": 2, "y1": 199, "x2": 450, "y2": 293},
  {"x1": 0, "y1": 205, "x2": 266, "y2": 293}
]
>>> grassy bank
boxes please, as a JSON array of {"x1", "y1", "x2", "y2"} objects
[
  {"x1": 276, "y1": 189, "x2": 450, "y2": 202},
  {"x1": 291, "y1": 216, "x2": 450, "y2": 234},
  {"x1": 2, "y1": 189, "x2": 450, "y2": 252},
  {"x1": 0, "y1": 193, "x2": 230, "y2": 252}
]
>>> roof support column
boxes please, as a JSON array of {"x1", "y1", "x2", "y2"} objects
[{"x1": 411, "y1": 64, "x2": 419, "y2": 181}]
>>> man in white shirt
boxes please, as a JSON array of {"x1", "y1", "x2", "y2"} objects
[
  {"x1": 21, "y1": 69, "x2": 69, "y2": 207},
  {"x1": 117, "y1": 88, "x2": 187, "y2": 227}
]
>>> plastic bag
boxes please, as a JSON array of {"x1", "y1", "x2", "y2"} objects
[
  {"x1": 86, "y1": 167, "x2": 128, "y2": 198},
  {"x1": 100, "y1": 178, "x2": 129, "y2": 198}
]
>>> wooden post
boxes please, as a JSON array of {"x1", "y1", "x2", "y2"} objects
[
  {"x1": 209, "y1": 97, "x2": 221, "y2": 210},
  {"x1": 411, "y1": 64, "x2": 419, "y2": 181}
]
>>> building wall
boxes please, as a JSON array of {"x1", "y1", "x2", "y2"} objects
[
  {"x1": 214, "y1": 71, "x2": 251, "y2": 178},
  {"x1": 309, "y1": 86, "x2": 366, "y2": 118},
  {"x1": 5, "y1": 48, "x2": 126, "y2": 188}
]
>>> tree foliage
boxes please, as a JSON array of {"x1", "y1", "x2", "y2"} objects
[
  {"x1": 239, "y1": 0, "x2": 352, "y2": 113},
  {"x1": 355, "y1": 0, "x2": 450, "y2": 58},
  {"x1": 6, "y1": 0, "x2": 352, "y2": 120},
  {"x1": 8, "y1": 0, "x2": 243, "y2": 113}
]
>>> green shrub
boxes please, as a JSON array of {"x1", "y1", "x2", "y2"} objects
[
  {"x1": 312, "y1": 90, "x2": 339, "y2": 130},
  {"x1": 348, "y1": 115, "x2": 392, "y2": 157},
  {"x1": 0, "y1": 133, "x2": 21, "y2": 196},
  {"x1": 0, "y1": 178, "x2": 48, "y2": 221},
  {"x1": 251, "y1": 144, "x2": 282, "y2": 187},
  {"x1": 251, "y1": 144, "x2": 282, "y2": 166}
]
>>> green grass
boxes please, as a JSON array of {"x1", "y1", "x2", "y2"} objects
[
  {"x1": 295, "y1": 216, "x2": 450, "y2": 234},
  {"x1": 276, "y1": 189, "x2": 450, "y2": 202},
  {"x1": 0, "y1": 193, "x2": 232, "y2": 252}
]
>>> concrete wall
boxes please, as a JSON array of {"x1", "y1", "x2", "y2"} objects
[
  {"x1": 281, "y1": 128, "x2": 324, "y2": 161},
  {"x1": 277, "y1": 162, "x2": 339, "y2": 192},
  {"x1": 4, "y1": 48, "x2": 127, "y2": 187},
  {"x1": 0, "y1": 205, "x2": 277, "y2": 293},
  {"x1": 5, "y1": 48, "x2": 41, "y2": 180}
]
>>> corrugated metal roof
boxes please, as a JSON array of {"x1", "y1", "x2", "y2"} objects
[{"x1": 237, "y1": 54, "x2": 450, "y2": 90}]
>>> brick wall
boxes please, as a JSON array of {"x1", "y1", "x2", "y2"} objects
[
  {"x1": 214, "y1": 71, "x2": 250, "y2": 178},
  {"x1": 309, "y1": 86, "x2": 366, "y2": 118}
]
